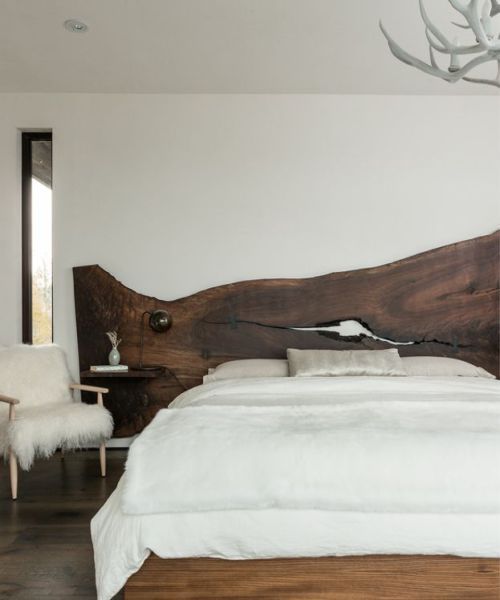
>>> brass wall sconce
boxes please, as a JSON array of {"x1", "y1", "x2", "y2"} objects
[{"x1": 137, "y1": 309, "x2": 172, "y2": 371}]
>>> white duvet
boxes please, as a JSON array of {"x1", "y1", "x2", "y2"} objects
[{"x1": 92, "y1": 376, "x2": 500, "y2": 600}]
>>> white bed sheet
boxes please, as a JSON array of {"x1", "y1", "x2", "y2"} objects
[{"x1": 92, "y1": 477, "x2": 500, "y2": 600}]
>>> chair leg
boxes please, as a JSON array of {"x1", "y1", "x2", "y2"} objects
[
  {"x1": 99, "y1": 442, "x2": 106, "y2": 478},
  {"x1": 9, "y1": 450, "x2": 18, "y2": 500}
]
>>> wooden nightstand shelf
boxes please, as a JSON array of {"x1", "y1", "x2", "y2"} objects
[
  {"x1": 80, "y1": 368, "x2": 169, "y2": 437},
  {"x1": 80, "y1": 369, "x2": 165, "y2": 379}
]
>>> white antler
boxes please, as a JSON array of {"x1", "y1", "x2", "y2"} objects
[
  {"x1": 380, "y1": 0, "x2": 500, "y2": 88},
  {"x1": 449, "y1": 0, "x2": 500, "y2": 47}
]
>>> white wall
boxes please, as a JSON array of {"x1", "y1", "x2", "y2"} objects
[{"x1": 0, "y1": 94, "x2": 498, "y2": 377}]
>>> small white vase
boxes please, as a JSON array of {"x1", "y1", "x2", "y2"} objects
[{"x1": 108, "y1": 348, "x2": 120, "y2": 366}]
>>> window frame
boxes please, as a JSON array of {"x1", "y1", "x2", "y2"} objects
[{"x1": 21, "y1": 131, "x2": 53, "y2": 344}]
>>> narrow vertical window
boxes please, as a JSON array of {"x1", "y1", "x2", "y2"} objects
[{"x1": 22, "y1": 132, "x2": 53, "y2": 345}]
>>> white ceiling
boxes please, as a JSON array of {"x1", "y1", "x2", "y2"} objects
[{"x1": 0, "y1": 0, "x2": 498, "y2": 94}]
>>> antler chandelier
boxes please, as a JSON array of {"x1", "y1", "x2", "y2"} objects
[{"x1": 380, "y1": 0, "x2": 500, "y2": 88}]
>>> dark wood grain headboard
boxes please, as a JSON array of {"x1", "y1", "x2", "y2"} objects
[{"x1": 73, "y1": 231, "x2": 499, "y2": 436}]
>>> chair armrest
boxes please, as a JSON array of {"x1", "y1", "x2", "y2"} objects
[
  {"x1": 0, "y1": 394, "x2": 19, "y2": 421},
  {"x1": 0, "y1": 393, "x2": 20, "y2": 405},
  {"x1": 70, "y1": 383, "x2": 109, "y2": 394}
]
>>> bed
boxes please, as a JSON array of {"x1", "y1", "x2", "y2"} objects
[
  {"x1": 74, "y1": 232, "x2": 500, "y2": 599},
  {"x1": 92, "y1": 373, "x2": 500, "y2": 600}
]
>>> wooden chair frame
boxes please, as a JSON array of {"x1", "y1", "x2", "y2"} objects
[{"x1": 0, "y1": 383, "x2": 109, "y2": 500}]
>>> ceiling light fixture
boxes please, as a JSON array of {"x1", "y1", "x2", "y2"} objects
[
  {"x1": 380, "y1": 0, "x2": 500, "y2": 88},
  {"x1": 64, "y1": 19, "x2": 88, "y2": 33}
]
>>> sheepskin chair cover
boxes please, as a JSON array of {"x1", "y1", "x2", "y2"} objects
[{"x1": 0, "y1": 344, "x2": 113, "y2": 470}]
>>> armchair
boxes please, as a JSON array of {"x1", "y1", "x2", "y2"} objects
[{"x1": 0, "y1": 344, "x2": 113, "y2": 500}]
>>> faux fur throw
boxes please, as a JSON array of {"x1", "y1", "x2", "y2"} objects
[
  {"x1": 0, "y1": 343, "x2": 72, "y2": 407},
  {"x1": 0, "y1": 344, "x2": 113, "y2": 470}
]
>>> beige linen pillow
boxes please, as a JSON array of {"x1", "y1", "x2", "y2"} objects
[
  {"x1": 402, "y1": 356, "x2": 495, "y2": 379},
  {"x1": 203, "y1": 359, "x2": 289, "y2": 383},
  {"x1": 287, "y1": 348, "x2": 406, "y2": 377}
]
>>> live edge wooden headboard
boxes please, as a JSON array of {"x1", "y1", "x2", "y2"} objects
[{"x1": 73, "y1": 231, "x2": 499, "y2": 437}]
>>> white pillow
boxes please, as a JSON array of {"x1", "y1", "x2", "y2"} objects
[
  {"x1": 203, "y1": 359, "x2": 288, "y2": 383},
  {"x1": 402, "y1": 356, "x2": 495, "y2": 379},
  {"x1": 287, "y1": 348, "x2": 406, "y2": 377}
]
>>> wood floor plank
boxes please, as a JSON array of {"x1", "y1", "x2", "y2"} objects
[{"x1": 0, "y1": 450, "x2": 127, "y2": 599}]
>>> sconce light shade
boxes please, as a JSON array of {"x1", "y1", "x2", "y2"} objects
[
  {"x1": 137, "y1": 309, "x2": 173, "y2": 370},
  {"x1": 149, "y1": 309, "x2": 172, "y2": 333}
]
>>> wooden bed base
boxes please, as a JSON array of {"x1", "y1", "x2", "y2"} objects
[{"x1": 124, "y1": 555, "x2": 500, "y2": 599}]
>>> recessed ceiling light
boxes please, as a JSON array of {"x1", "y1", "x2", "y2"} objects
[{"x1": 64, "y1": 19, "x2": 88, "y2": 33}]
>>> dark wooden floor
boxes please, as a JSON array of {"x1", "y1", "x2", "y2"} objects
[{"x1": 0, "y1": 449, "x2": 127, "y2": 599}]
